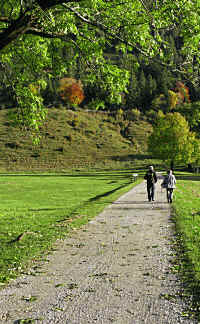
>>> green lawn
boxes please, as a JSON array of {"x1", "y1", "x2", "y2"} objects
[
  {"x1": 173, "y1": 176, "x2": 200, "y2": 319},
  {"x1": 0, "y1": 171, "x2": 141, "y2": 284}
]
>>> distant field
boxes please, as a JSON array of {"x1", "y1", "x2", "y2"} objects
[{"x1": 0, "y1": 171, "x2": 141, "y2": 284}]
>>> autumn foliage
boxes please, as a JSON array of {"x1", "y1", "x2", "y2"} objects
[
  {"x1": 168, "y1": 90, "x2": 178, "y2": 109},
  {"x1": 168, "y1": 81, "x2": 190, "y2": 110},
  {"x1": 58, "y1": 78, "x2": 85, "y2": 105},
  {"x1": 175, "y1": 81, "x2": 190, "y2": 104}
]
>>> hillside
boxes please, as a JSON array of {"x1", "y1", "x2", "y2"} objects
[{"x1": 0, "y1": 108, "x2": 156, "y2": 172}]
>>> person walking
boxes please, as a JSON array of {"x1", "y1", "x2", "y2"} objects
[
  {"x1": 161, "y1": 169, "x2": 176, "y2": 203},
  {"x1": 144, "y1": 165, "x2": 157, "y2": 202}
]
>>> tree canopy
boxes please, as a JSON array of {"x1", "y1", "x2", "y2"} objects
[
  {"x1": 148, "y1": 112, "x2": 200, "y2": 167},
  {"x1": 0, "y1": 0, "x2": 200, "y2": 135}
]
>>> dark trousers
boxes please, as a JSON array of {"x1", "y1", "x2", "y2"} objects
[
  {"x1": 167, "y1": 188, "x2": 174, "y2": 203},
  {"x1": 147, "y1": 184, "x2": 155, "y2": 201}
]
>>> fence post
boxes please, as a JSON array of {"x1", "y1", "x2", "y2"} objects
[{"x1": 132, "y1": 173, "x2": 138, "y2": 182}]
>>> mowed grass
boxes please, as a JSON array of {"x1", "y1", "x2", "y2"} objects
[
  {"x1": 173, "y1": 176, "x2": 200, "y2": 318},
  {"x1": 0, "y1": 171, "x2": 141, "y2": 284}
]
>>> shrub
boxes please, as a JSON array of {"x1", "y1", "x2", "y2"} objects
[
  {"x1": 72, "y1": 114, "x2": 80, "y2": 128},
  {"x1": 127, "y1": 108, "x2": 141, "y2": 121},
  {"x1": 86, "y1": 99, "x2": 105, "y2": 111},
  {"x1": 58, "y1": 78, "x2": 85, "y2": 105},
  {"x1": 115, "y1": 108, "x2": 124, "y2": 122},
  {"x1": 145, "y1": 109, "x2": 157, "y2": 121},
  {"x1": 156, "y1": 110, "x2": 165, "y2": 119}
]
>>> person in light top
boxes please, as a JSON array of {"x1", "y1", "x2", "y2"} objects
[{"x1": 161, "y1": 169, "x2": 176, "y2": 203}]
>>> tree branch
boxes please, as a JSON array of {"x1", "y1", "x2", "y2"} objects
[
  {"x1": 63, "y1": 4, "x2": 189, "y2": 74},
  {"x1": 0, "y1": 11, "x2": 32, "y2": 50},
  {"x1": 36, "y1": 0, "x2": 82, "y2": 10},
  {"x1": 63, "y1": 4, "x2": 149, "y2": 57},
  {"x1": 26, "y1": 27, "x2": 77, "y2": 41},
  {"x1": 0, "y1": 0, "x2": 82, "y2": 50}
]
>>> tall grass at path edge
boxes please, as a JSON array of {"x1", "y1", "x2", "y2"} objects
[{"x1": 173, "y1": 175, "x2": 200, "y2": 320}]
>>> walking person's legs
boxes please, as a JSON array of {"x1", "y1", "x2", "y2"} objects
[
  {"x1": 147, "y1": 185, "x2": 151, "y2": 201},
  {"x1": 151, "y1": 184, "x2": 155, "y2": 201},
  {"x1": 166, "y1": 189, "x2": 170, "y2": 202},
  {"x1": 169, "y1": 188, "x2": 174, "y2": 203}
]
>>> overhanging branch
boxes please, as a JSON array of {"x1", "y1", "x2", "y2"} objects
[
  {"x1": 62, "y1": 3, "x2": 188, "y2": 74},
  {"x1": 0, "y1": 0, "x2": 82, "y2": 50},
  {"x1": 63, "y1": 4, "x2": 146, "y2": 57},
  {"x1": 0, "y1": 11, "x2": 32, "y2": 50},
  {"x1": 26, "y1": 27, "x2": 77, "y2": 41},
  {"x1": 36, "y1": 0, "x2": 82, "y2": 10}
]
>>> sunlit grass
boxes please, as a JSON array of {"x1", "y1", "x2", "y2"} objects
[
  {"x1": 174, "y1": 180, "x2": 200, "y2": 279},
  {"x1": 173, "y1": 178, "x2": 200, "y2": 319},
  {"x1": 0, "y1": 172, "x2": 141, "y2": 284}
]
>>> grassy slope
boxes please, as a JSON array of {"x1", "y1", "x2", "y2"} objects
[{"x1": 0, "y1": 108, "x2": 158, "y2": 172}]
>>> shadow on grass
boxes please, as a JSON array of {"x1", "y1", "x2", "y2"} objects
[
  {"x1": 53, "y1": 180, "x2": 136, "y2": 223},
  {"x1": 26, "y1": 182, "x2": 134, "y2": 217},
  {"x1": 88, "y1": 181, "x2": 132, "y2": 202},
  {"x1": 29, "y1": 207, "x2": 67, "y2": 212}
]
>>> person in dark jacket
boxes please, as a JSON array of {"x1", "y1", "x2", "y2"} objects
[
  {"x1": 144, "y1": 165, "x2": 157, "y2": 202},
  {"x1": 161, "y1": 169, "x2": 176, "y2": 203}
]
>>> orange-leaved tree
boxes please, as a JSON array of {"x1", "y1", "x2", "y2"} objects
[
  {"x1": 175, "y1": 81, "x2": 190, "y2": 104},
  {"x1": 58, "y1": 78, "x2": 85, "y2": 105}
]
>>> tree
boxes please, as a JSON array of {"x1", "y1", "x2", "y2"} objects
[
  {"x1": 0, "y1": 0, "x2": 200, "y2": 134},
  {"x1": 168, "y1": 90, "x2": 179, "y2": 110},
  {"x1": 138, "y1": 70, "x2": 147, "y2": 109},
  {"x1": 174, "y1": 101, "x2": 200, "y2": 132},
  {"x1": 174, "y1": 81, "x2": 190, "y2": 104},
  {"x1": 126, "y1": 70, "x2": 139, "y2": 109},
  {"x1": 58, "y1": 77, "x2": 84, "y2": 105},
  {"x1": 148, "y1": 112, "x2": 198, "y2": 168},
  {"x1": 144, "y1": 74, "x2": 157, "y2": 108}
]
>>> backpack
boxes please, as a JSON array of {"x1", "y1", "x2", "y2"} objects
[
  {"x1": 161, "y1": 176, "x2": 169, "y2": 188},
  {"x1": 150, "y1": 173, "x2": 155, "y2": 183},
  {"x1": 144, "y1": 171, "x2": 155, "y2": 184}
]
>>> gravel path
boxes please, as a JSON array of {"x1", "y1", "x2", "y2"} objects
[{"x1": 0, "y1": 177, "x2": 197, "y2": 324}]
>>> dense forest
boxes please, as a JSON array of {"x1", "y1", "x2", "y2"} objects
[
  {"x1": 1, "y1": 29, "x2": 200, "y2": 136},
  {"x1": 0, "y1": 0, "x2": 200, "y2": 168}
]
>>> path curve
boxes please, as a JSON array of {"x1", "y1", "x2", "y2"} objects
[{"x1": 0, "y1": 177, "x2": 197, "y2": 324}]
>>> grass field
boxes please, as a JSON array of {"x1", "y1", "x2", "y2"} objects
[
  {"x1": 1, "y1": 167, "x2": 200, "y2": 321},
  {"x1": 173, "y1": 175, "x2": 200, "y2": 319},
  {"x1": 0, "y1": 170, "x2": 142, "y2": 284}
]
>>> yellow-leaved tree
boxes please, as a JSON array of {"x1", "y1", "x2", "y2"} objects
[
  {"x1": 148, "y1": 112, "x2": 200, "y2": 169},
  {"x1": 168, "y1": 90, "x2": 179, "y2": 110}
]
